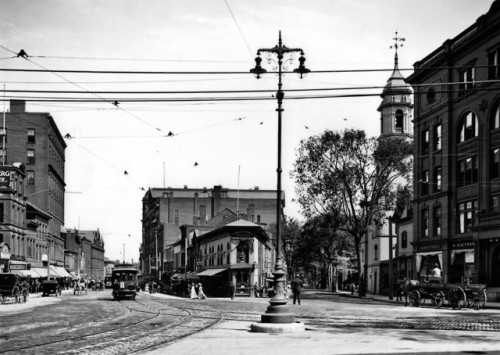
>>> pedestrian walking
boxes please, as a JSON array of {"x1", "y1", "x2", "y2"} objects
[
  {"x1": 229, "y1": 281, "x2": 236, "y2": 300},
  {"x1": 190, "y1": 283, "x2": 198, "y2": 299},
  {"x1": 254, "y1": 282, "x2": 260, "y2": 298},
  {"x1": 291, "y1": 274, "x2": 304, "y2": 305},
  {"x1": 198, "y1": 283, "x2": 207, "y2": 299}
]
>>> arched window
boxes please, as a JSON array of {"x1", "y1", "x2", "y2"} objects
[
  {"x1": 236, "y1": 242, "x2": 249, "y2": 263},
  {"x1": 492, "y1": 102, "x2": 500, "y2": 131},
  {"x1": 458, "y1": 112, "x2": 478, "y2": 143},
  {"x1": 395, "y1": 110, "x2": 404, "y2": 132}
]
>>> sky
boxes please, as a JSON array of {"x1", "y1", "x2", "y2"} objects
[{"x1": 0, "y1": 0, "x2": 494, "y2": 262}]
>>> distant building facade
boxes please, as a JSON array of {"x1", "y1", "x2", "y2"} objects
[{"x1": 141, "y1": 185, "x2": 282, "y2": 280}]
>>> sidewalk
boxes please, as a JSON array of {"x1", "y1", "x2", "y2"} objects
[{"x1": 336, "y1": 289, "x2": 500, "y2": 309}]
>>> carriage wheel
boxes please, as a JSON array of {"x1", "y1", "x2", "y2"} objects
[
  {"x1": 449, "y1": 287, "x2": 467, "y2": 309},
  {"x1": 409, "y1": 290, "x2": 420, "y2": 307},
  {"x1": 432, "y1": 291, "x2": 445, "y2": 309},
  {"x1": 469, "y1": 289, "x2": 487, "y2": 310},
  {"x1": 12, "y1": 287, "x2": 20, "y2": 303}
]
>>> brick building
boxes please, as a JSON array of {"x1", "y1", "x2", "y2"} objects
[
  {"x1": 407, "y1": 1, "x2": 500, "y2": 301},
  {"x1": 2, "y1": 100, "x2": 66, "y2": 267},
  {"x1": 141, "y1": 185, "x2": 282, "y2": 280}
]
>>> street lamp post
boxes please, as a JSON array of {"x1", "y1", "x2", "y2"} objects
[{"x1": 250, "y1": 32, "x2": 309, "y2": 330}]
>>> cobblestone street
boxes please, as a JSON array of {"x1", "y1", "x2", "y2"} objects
[{"x1": 1, "y1": 289, "x2": 500, "y2": 354}]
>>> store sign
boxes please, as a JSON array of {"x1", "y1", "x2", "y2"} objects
[
  {"x1": 0, "y1": 170, "x2": 10, "y2": 188},
  {"x1": 10, "y1": 262, "x2": 26, "y2": 270},
  {"x1": 451, "y1": 241, "x2": 475, "y2": 249}
]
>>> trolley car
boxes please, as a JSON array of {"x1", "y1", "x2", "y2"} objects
[{"x1": 111, "y1": 263, "x2": 138, "y2": 300}]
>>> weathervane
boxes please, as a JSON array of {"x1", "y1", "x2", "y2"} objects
[{"x1": 390, "y1": 31, "x2": 405, "y2": 65}]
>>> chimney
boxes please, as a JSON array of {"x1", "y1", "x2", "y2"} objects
[{"x1": 10, "y1": 100, "x2": 26, "y2": 113}]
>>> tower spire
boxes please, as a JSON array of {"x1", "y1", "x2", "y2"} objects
[{"x1": 390, "y1": 31, "x2": 405, "y2": 68}]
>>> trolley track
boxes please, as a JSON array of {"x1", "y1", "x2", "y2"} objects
[{"x1": 0, "y1": 294, "x2": 224, "y2": 355}]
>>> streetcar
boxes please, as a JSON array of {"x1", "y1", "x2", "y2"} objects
[{"x1": 111, "y1": 264, "x2": 138, "y2": 300}]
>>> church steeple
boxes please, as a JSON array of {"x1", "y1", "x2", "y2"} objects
[{"x1": 378, "y1": 31, "x2": 413, "y2": 139}]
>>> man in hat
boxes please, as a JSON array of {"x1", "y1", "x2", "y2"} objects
[{"x1": 291, "y1": 274, "x2": 304, "y2": 305}]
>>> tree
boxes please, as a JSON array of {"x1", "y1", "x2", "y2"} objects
[{"x1": 291, "y1": 129, "x2": 412, "y2": 296}]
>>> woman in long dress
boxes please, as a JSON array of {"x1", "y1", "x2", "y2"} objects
[
  {"x1": 198, "y1": 283, "x2": 207, "y2": 299},
  {"x1": 190, "y1": 284, "x2": 198, "y2": 299}
]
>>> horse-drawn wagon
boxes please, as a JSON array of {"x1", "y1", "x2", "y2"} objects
[
  {"x1": 0, "y1": 273, "x2": 29, "y2": 303},
  {"x1": 399, "y1": 276, "x2": 486, "y2": 310}
]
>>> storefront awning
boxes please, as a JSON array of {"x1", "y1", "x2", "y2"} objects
[
  {"x1": 196, "y1": 268, "x2": 227, "y2": 277},
  {"x1": 69, "y1": 271, "x2": 79, "y2": 280},
  {"x1": 55, "y1": 267, "x2": 72, "y2": 278},
  {"x1": 32, "y1": 267, "x2": 48, "y2": 278},
  {"x1": 11, "y1": 269, "x2": 29, "y2": 277}
]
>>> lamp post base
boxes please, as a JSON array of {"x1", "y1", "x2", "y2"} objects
[{"x1": 251, "y1": 321, "x2": 305, "y2": 333}]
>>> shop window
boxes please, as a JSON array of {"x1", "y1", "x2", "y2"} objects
[{"x1": 458, "y1": 112, "x2": 478, "y2": 143}]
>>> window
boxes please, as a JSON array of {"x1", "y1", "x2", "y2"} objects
[
  {"x1": 174, "y1": 209, "x2": 179, "y2": 225},
  {"x1": 492, "y1": 103, "x2": 500, "y2": 130},
  {"x1": 27, "y1": 149, "x2": 35, "y2": 164},
  {"x1": 27, "y1": 129, "x2": 35, "y2": 143},
  {"x1": 459, "y1": 65, "x2": 476, "y2": 93},
  {"x1": 421, "y1": 170, "x2": 429, "y2": 195},
  {"x1": 433, "y1": 166, "x2": 442, "y2": 192},
  {"x1": 458, "y1": 156, "x2": 478, "y2": 187},
  {"x1": 457, "y1": 200, "x2": 478, "y2": 233},
  {"x1": 433, "y1": 207, "x2": 441, "y2": 236},
  {"x1": 492, "y1": 195, "x2": 500, "y2": 212},
  {"x1": 27, "y1": 171, "x2": 35, "y2": 185},
  {"x1": 458, "y1": 112, "x2": 478, "y2": 143},
  {"x1": 374, "y1": 245, "x2": 379, "y2": 261},
  {"x1": 401, "y1": 231, "x2": 408, "y2": 249},
  {"x1": 395, "y1": 110, "x2": 404, "y2": 133},
  {"x1": 0, "y1": 149, "x2": 6, "y2": 163},
  {"x1": 422, "y1": 129, "x2": 430, "y2": 154},
  {"x1": 0, "y1": 203, "x2": 3, "y2": 223},
  {"x1": 492, "y1": 148, "x2": 500, "y2": 179},
  {"x1": 433, "y1": 124, "x2": 442, "y2": 151},
  {"x1": 427, "y1": 88, "x2": 436, "y2": 104},
  {"x1": 488, "y1": 48, "x2": 499, "y2": 79},
  {"x1": 422, "y1": 208, "x2": 429, "y2": 238}
]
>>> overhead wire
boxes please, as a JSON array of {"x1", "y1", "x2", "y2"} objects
[{"x1": 0, "y1": 44, "x2": 163, "y2": 133}]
